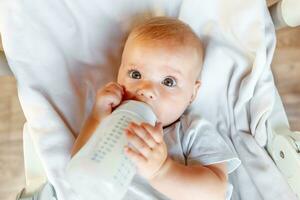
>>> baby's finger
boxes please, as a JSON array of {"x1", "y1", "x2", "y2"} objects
[
  {"x1": 106, "y1": 82, "x2": 124, "y2": 96},
  {"x1": 96, "y1": 88, "x2": 121, "y2": 104},
  {"x1": 125, "y1": 128, "x2": 152, "y2": 158},
  {"x1": 129, "y1": 122, "x2": 157, "y2": 149},
  {"x1": 103, "y1": 85, "x2": 124, "y2": 99},
  {"x1": 140, "y1": 122, "x2": 163, "y2": 143},
  {"x1": 106, "y1": 93, "x2": 122, "y2": 108},
  {"x1": 124, "y1": 146, "x2": 147, "y2": 164}
]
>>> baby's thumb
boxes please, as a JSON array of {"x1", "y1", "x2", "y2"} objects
[
  {"x1": 155, "y1": 121, "x2": 164, "y2": 141},
  {"x1": 155, "y1": 121, "x2": 163, "y2": 129}
]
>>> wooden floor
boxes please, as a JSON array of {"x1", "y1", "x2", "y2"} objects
[
  {"x1": 0, "y1": 76, "x2": 26, "y2": 199},
  {"x1": 272, "y1": 27, "x2": 300, "y2": 131},
  {"x1": 0, "y1": 27, "x2": 299, "y2": 199}
]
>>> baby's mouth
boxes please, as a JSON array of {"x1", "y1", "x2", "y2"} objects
[
  {"x1": 122, "y1": 91, "x2": 144, "y2": 104},
  {"x1": 121, "y1": 90, "x2": 157, "y2": 115},
  {"x1": 127, "y1": 96, "x2": 152, "y2": 108},
  {"x1": 123, "y1": 95, "x2": 156, "y2": 113}
]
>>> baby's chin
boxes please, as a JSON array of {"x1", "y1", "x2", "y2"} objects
[{"x1": 162, "y1": 117, "x2": 182, "y2": 128}]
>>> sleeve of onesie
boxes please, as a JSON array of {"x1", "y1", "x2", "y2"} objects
[
  {"x1": 180, "y1": 115, "x2": 241, "y2": 199},
  {"x1": 180, "y1": 115, "x2": 241, "y2": 174}
]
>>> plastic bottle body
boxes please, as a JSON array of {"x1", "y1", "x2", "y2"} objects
[{"x1": 66, "y1": 100, "x2": 156, "y2": 200}]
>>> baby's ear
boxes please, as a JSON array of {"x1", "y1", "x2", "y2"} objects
[{"x1": 190, "y1": 80, "x2": 201, "y2": 104}]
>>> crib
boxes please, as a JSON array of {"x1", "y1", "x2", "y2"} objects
[{"x1": 0, "y1": 0, "x2": 300, "y2": 199}]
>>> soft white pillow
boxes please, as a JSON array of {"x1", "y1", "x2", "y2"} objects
[{"x1": 1, "y1": 0, "x2": 296, "y2": 200}]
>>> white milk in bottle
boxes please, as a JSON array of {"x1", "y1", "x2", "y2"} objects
[{"x1": 66, "y1": 100, "x2": 157, "y2": 200}]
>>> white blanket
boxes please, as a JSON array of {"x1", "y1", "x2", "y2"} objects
[{"x1": 0, "y1": 0, "x2": 297, "y2": 199}]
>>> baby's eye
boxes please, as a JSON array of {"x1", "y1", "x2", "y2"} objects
[
  {"x1": 128, "y1": 70, "x2": 141, "y2": 79},
  {"x1": 162, "y1": 77, "x2": 177, "y2": 87}
]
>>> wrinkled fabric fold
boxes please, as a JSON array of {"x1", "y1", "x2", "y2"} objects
[{"x1": 0, "y1": 0, "x2": 297, "y2": 199}]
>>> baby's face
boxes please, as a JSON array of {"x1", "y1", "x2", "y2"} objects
[{"x1": 117, "y1": 38, "x2": 201, "y2": 127}]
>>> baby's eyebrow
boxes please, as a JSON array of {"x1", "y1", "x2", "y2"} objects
[
  {"x1": 127, "y1": 62, "x2": 183, "y2": 77},
  {"x1": 167, "y1": 67, "x2": 183, "y2": 77},
  {"x1": 127, "y1": 63, "x2": 143, "y2": 70},
  {"x1": 128, "y1": 63, "x2": 137, "y2": 67}
]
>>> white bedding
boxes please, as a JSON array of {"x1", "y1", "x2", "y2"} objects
[{"x1": 0, "y1": 0, "x2": 298, "y2": 199}]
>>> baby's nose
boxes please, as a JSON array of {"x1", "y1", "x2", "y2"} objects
[
  {"x1": 136, "y1": 83, "x2": 157, "y2": 100},
  {"x1": 137, "y1": 90, "x2": 155, "y2": 99}
]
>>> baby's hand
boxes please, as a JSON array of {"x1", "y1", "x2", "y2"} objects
[
  {"x1": 92, "y1": 82, "x2": 124, "y2": 121},
  {"x1": 124, "y1": 121, "x2": 168, "y2": 180}
]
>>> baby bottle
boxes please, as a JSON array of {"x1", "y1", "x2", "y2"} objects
[{"x1": 66, "y1": 100, "x2": 157, "y2": 200}]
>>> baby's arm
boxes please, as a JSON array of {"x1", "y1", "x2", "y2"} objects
[
  {"x1": 70, "y1": 112, "x2": 101, "y2": 156},
  {"x1": 125, "y1": 122, "x2": 227, "y2": 200},
  {"x1": 150, "y1": 159, "x2": 227, "y2": 200},
  {"x1": 71, "y1": 82, "x2": 124, "y2": 156}
]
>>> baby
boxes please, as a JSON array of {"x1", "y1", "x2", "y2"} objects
[{"x1": 71, "y1": 17, "x2": 239, "y2": 200}]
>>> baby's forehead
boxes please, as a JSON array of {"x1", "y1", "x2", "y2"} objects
[
  {"x1": 130, "y1": 37, "x2": 201, "y2": 59},
  {"x1": 122, "y1": 38, "x2": 202, "y2": 76},
  {"x1": 121, "y1": 17, "x2": 203, "y2": 80}
]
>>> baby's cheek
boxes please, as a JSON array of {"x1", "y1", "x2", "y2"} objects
[
  {"x1": 157, "y1": 103, "x2": 184, "y2": 126},
  {"x1": 147, "y1": 88, "x2": 189, "y2": 125}
]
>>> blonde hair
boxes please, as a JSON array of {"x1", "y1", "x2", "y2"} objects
[{"x1": 126, "y1": 16, "x2": 204, "y2": 76}]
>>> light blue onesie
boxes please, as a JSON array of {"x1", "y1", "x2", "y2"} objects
[{"x1": 123, "y1": 114, "x2": 241, "y2": 200}]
